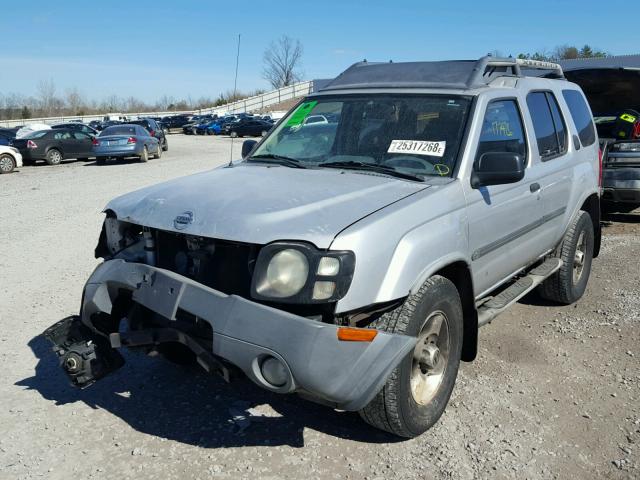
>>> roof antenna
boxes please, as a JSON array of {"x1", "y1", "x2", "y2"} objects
[{"x1": 228, "y1": 33, "x2": 241, "y2": 167}]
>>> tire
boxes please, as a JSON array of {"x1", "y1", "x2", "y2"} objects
[
  {"x1": 0, "y1": 153, "x2": 16, "y2": 174},
  {"x1": 206, "y1": 129, "x2": 213, "y2": 136},
  {"x1": 45, "y1": 149, "x2": 63, "y2": 165},
  {"x1": 139, "y1": 146, "x2": 149, "y2": 163},
  {"x1": 162, "y1": 138, "x2": 168, "y2": 151},
  {"x1": 539, "y1": 211, "x2": 594, "y2": 305},
  {"x1": 230, "y1": 131, "x2": 238, "y2": 138},
  {"x1": 154, "y1": 144, "x2": 162, "y2": 159},
  {"x1": 359, "y1": 275, "x2": 463, "y2": 438}
]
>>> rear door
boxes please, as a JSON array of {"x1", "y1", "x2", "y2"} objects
[
  {"x1": 464, "y1": 97, "x2": 545, "y2": 296},
  {"x1": 53, "y1": 130, "x2": 76, "y2": 157},
  {"x1": 525, "y1": 91, "x2": 574, "y2": 248}
]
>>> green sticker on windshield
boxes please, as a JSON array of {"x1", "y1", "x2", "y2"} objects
[{"x1": 285, "y1": 100, "x2": 318, "y2": 127}]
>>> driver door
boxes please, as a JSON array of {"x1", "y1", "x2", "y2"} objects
[{"x1": 464, "y1": 98, "x2": 546, "y2": 296}]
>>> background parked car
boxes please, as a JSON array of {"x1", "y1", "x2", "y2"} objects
[
  {"x1": 52, "y1": 122, "x2": 98, "y2": 137},
  {"x1": 12, "y1": 129, "x2": 94, "y2": 165},
  {"x1": 16, "y1": 123, "x2": 51, "y2": 139},
  {"x1": 182, "y1": 115, "x2": 216, "y2": 134},
  {"x1": 225, "y1": 119, "x2": 273, "y2": 138},
  {"x1": 0, "y1": 145, "x2": 22, "y2": 174},
  {"x1": 93, "y1": 124, "x2": 161, "y2": 164},
  {"x1": 130, "y1": 118, "x2": 168, "y2": 151},
  {"x1": 161, "y1": 115, "x2": 192, "y2": 130},
  {"x1": 0, "y1": 128, "x2": 17, "y2": 146}
]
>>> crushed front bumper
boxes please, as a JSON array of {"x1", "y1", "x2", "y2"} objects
[{"x1": 65, "y1": 259, "x2": 416, "y2": 411}]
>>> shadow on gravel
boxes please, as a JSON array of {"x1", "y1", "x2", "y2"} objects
[
  {"x1": 602, "y1": 213, "x2": 639, "y2": 225},
  {"x1": 17, "y1": 335, "x2": 401, "y2": 448},
  {"x1": 83, "y1": 158, "x2": 142, "y2": 166}
]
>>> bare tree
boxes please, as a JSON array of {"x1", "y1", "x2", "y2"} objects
[
  {"x1": 37, "y1": 78, "x2": 57, "y2": 116},
  {"x1": 65, "y1": 87, "x2": 85, "y2": 115},
  {"x1": 262, "y1": 36, "x2": 304, "y2": 89}
]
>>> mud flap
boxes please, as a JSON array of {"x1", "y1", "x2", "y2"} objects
[{"x1": 42, "y1": 315, "x2": 124, "y2": 388}]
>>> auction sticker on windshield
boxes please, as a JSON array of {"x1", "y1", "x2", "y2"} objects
[
  {"x1": 286, "y1": 101, "x2": 318, "y2": 127},
  {"x1": 388, "y1": 140, "x2": 446, "y2": 157}
]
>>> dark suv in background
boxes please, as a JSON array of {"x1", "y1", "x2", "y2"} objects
[
  {"x1": 130, "y1": 118, "x2": 168, "y2": 151},
  {"x1": 161, "y1": 115, "x2": 192, "y2": 131}
]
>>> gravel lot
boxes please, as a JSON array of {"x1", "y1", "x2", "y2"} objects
[{"x1": 1, "y1": 134, "x2": 638, "y2": 480}]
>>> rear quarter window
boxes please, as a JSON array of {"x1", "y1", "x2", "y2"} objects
[{"x1": 562, "y1": 90, "x2": 597, "y2": 146}]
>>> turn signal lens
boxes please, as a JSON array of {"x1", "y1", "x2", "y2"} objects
[
  {"x1": 317, "y1": 257, "x2": 340, "y2": 276},
  {"x1": 312, "y1": 281, "x2": 335, "y2": 300},
  {"x1": 337, "y1": 327, "x2": 378, "y2": 342}
]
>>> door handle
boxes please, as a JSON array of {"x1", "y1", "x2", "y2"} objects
[{"x1": 530, "y1": 183, "x2": 541, "y2": 193}]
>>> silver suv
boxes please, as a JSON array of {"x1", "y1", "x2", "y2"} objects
[{"x1": 44, "y1": 57, "x2": 602, "y2": 438}]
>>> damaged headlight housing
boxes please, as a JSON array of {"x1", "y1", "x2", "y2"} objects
[{"x1": 251, "y1": 242, "x2": 355, "y2": 303}]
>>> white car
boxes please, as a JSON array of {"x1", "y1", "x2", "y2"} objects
[
  {"x1": 0, "y1": 146, "x2": 23, "y2": 174},
  {"x1": 16, "y1": 123, "x2": 52, "y2": 139}
]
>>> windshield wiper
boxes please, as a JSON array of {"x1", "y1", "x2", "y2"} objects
[
  {"x1": 318, "y1": 161, "x2": 424, "y2": 182},
  {"x1": 247, "y1": 154, "x2": 307, "y2": 169}
]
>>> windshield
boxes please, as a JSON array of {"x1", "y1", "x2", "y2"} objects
[{"x1": 250, "y1": 94, "x2": 472, "y2": 177}]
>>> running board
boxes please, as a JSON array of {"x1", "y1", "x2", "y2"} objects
[{"x1": 477, "y1": 258, "x2": 563, "y2": 327}]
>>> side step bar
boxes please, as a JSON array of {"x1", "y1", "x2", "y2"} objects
[{"x1": 477, "y1": 258, "x2": 562, "y2": 327}]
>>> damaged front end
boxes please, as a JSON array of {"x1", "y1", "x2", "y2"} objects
[{"x1": 42, "y1": 215, "x2": 416, "y2": 411}]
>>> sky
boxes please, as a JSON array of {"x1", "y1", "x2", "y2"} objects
[{"x1": 0, "y1": 0, "x2": 630, "y2": 104}]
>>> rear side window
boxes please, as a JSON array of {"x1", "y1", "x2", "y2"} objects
[
  {"x1": 475, "y1": 99, "x2": 527, "y2": 162},
  {"x1": 562, "y1": 90, "x2": 596, "y2": 146},
  {"x1": 526, "y1": 91, "x2": 568, "y2": 160}
]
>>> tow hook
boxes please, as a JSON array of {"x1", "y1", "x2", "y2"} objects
[{"x1": 42, "y1": 316, "x2": 124, "y2": 388}]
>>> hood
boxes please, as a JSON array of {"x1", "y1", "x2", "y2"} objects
[
  {"x1": 564, "y1": 68, "x2": 640, "y2": 116},
  {"x1": 105, "y1": 163, "x2": 429, "y2": 248}
]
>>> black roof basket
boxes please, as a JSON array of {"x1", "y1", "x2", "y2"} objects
[{"x1": 320, "y1": 56, "x2": 565, "y2": 92}]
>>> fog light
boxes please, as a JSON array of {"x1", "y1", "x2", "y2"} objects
[
  {"x1": 260, "y1": 356, "x2": 288, "y2": 387},
  {"x1": 312, "y1": 281, "x2": 336, "y2": 300}
]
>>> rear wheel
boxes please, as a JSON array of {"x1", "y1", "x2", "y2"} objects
[
  {"x1": 0, "y1": 154, "x2": 16, "y2": 174},
  {"x1": 154, "y1": 144, "x2": 162, "y2": 159},
  {"x1": 139, "y1": 146, "x2": 149, "y2": 163},
  {"x1": 539, "y1": 211, "x2": 594, "y2": 304},
  {"x1": 230, "y1": 131, "x2": 238, "y2": 138},
  {"x1": 45, "y1": 149, "x2": 63, "y2": 165},
  {"x1": 359, "y1": 275, "x2": 463, "y2": 438}
]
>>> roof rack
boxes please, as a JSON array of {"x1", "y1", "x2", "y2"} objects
[{"x1": 319, "y1": 56, "x2": 565, "y2": 92}]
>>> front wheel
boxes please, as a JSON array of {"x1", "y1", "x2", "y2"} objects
[
  {"x1": 230, "y1": 131, "x2": 238, "y2": 138},
  {"x1": 539, "y1": 211, "x2": 594, "y2": 304},
  {"x1": 0, "y1": 154, "x2": 16, "y2": 173},
  {"x1": 359, "y1": 275, "x2": 463, "y2": 438}
]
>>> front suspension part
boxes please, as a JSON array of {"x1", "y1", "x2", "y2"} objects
[{"x1": 42, "y1": 315, "x2": 124, "y2": 388}]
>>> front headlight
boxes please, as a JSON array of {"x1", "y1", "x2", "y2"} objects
[
  {"x1": 251, "y1": 242, "x2": 355, "y2": 303},
  {"x1": 256, "y1": 249, "x2": 309, "y2": 298}
]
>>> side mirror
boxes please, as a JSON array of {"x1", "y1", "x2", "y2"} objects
[
  {"x1": 471, "y1": 152, "x2": 525, "y2": 188},
  {"x1": 241, "y1": 139, "x2": 257, "y2": 159}
]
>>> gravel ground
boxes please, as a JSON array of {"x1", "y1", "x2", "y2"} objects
[{"x1": 1, "y1": 134, "x2": 638, "y2": 480}]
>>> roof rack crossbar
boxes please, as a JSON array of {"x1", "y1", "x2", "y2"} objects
[{"x1": 468, "y1": 57, "x2": 564, "y2": 86}]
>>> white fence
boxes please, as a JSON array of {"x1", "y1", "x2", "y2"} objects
[{"x1": 0, "y1": 80, "x2": 314, "y2": 128}]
